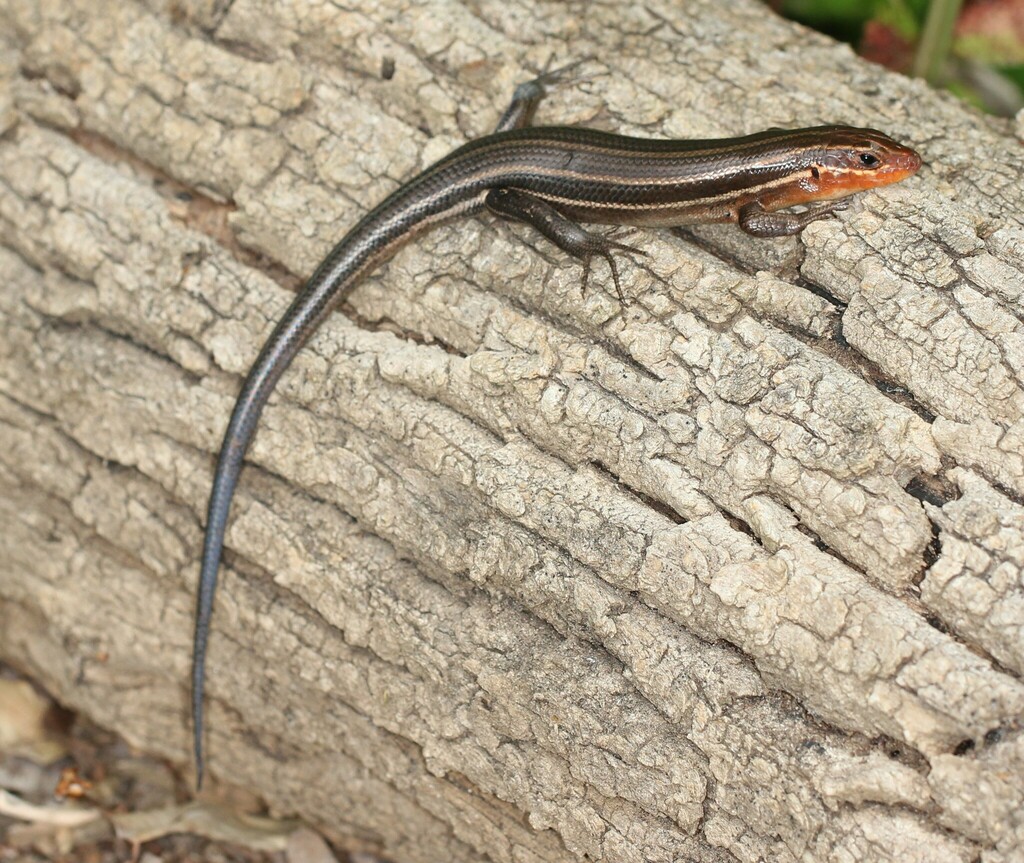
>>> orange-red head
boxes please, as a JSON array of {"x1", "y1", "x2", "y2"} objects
[{"x1": 807, "y1": 126, "x2": 921, "y2": 200}]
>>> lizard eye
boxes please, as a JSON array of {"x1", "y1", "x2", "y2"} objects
[{"x1": 859, "y1": 152, "x2": 881, "y2": 168}]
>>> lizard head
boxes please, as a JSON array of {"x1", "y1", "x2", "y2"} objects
[{"x1": 810, "y1": 126, "x2": 922, "y2": 198}]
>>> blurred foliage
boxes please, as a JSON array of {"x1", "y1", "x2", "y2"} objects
[{"x1": 771, "y1": 0, "x2": 1024, "y2": 115}]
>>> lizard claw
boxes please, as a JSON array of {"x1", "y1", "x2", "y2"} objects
[
  {"x1": 581, "y1": 229, "x2": 648, "y2": 304},
  {"x1": 529, "y1": 55, "x2": 603, "y2": 93}
]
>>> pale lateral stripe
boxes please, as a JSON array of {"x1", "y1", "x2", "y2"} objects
[
  {"x1": 427, "y1": 162, "x2": 815, "y2": 208},
  {"x1": 515, "y1": 170, "x2": 813, "y2": 211},
  {"x1": 459, "y1": 132, "x2": 829, "y2": 166}
]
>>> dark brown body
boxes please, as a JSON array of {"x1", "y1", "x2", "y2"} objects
[{"x1": 445, "y1": 125, "x2": 920, "y2": 227}]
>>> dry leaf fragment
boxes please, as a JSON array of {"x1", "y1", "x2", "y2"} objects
[
  {"x1": 0, "y1": 788, "x2": 101, "y2": 827},
  {"x1": 110, "y1": 801, "x2": 298, "y2": 851},
  {"x1": 54, "y1": 765, "x2": 93, "y2": 800}
]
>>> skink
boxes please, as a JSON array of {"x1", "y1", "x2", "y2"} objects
[{"x1": 191, "y1": 66, "x2": 921, "y2": 786}]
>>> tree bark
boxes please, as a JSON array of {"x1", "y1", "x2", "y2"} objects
[{"x1": 1, "y1": 1, "x2": 1023, "y2": 861}]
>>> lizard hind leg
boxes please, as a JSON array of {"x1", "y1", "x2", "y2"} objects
[{"x1": 485, "y1": 188, "x2": 646, "y2": 302}]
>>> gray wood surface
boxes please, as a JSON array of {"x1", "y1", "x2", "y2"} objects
[{"x1": 1, "y1": 1, "x2": 1022, "y2": 861}]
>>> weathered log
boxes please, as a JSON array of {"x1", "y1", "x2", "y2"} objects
[{"x1": 1, "y1": 1, "x2": 1022, "y2": 861}]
